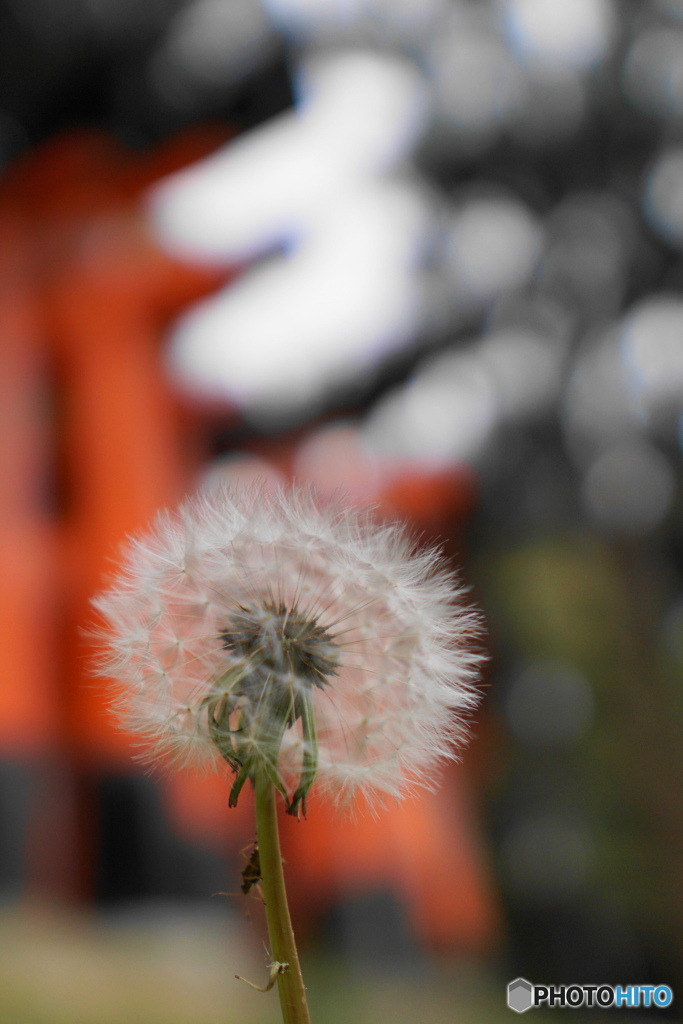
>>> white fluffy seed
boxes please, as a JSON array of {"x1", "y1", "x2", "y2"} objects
[{"x1": 93, "y1": 483, "x2": 483, "y2": 805}]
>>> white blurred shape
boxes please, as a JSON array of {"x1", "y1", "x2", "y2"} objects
[
  {"x1": 644, "y1": 147, "x2": 683, "y2": 248},
  {"x1": 149, "y1": 49, "x2": 427, "y2": 264},
  {"x1": 297, "y1": 49, "x2": 426, "y2": 164},
  {"x1": 623, "y1": 28, "x2": 683, "y2": 119},
  {"x1": 582, "y1": 440, "x2": 675, "y2": 535},
  {"x1": 503, "y1": 0, "x2": 615, "y2": 72},
  {"x1": 445, "y1": 197, "x2": 543, "y2": 306},
  {"x1": 166, "y1": 182, "x2": 427, "y2": 415},
  {"x1": 505, "y1": 662, "x2": 594, "y2": 746},
  {"x1": 620, "y1": 296, "x2": 683, "y2": 411},
  {"x1": 151, "y1": 47, "x2": 430, "y2": 418},
  {"x1": 501, "y1": 816, "x2": 594, "y2": 902}
]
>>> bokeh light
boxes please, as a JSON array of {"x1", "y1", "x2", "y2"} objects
[
  {"x1": 644, "y1": 146, "x2": 683, "y2": 248},
  {"x1": 149, "y1": 0, "x2": 277, "y2": 109},
  {"x1": 620, "y1": 295, "x2": 683, "y2": 416},
  {"x1": 444, "y1": 195, "x2": 543, "y2": 308},
  {"x1": 581, "y1": 439, "x2": 675, "y2": 535},
  {"x1": 623, "y1": 22, "x2": 683, "y2": 121},
  {"x1": 503, "y1": 0, "x2": 616, "y2": 72},
  {"x1": 429, "y1": 10, "x2": 522, "y2": 151},
  {"x1": 563, "y1": 330, "x2": 637, "y2": 462}
]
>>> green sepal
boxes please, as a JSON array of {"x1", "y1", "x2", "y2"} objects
[
  {"x1": 207, "y1": 697, "x2": 243, "y2": 773},
  {"x1": 229, "y1": 758, "x2": 252, "y2": 808},
  {"x1": 286, "y1": 690, "x2": 319, "y2": 819}
]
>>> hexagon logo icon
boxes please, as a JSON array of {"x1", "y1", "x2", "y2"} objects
[{"x1": 508, "y1": 978, "x2": 534, "y2": 1013}]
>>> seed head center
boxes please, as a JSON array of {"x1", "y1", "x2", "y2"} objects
[{"x1": 220, "y1": 603, "x2": 339, "y2": 687}]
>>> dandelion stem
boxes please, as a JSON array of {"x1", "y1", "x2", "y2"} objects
[{"x1": 254, "y1": 770, "x2": 312, "y2": 1024}]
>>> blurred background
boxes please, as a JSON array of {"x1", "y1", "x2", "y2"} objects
[{"x1": 1, "y1": 0, "x2": 683, "y2": 1020}]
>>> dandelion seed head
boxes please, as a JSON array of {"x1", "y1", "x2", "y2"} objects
[{"x1": 93, "y1": 484, "x2": 483, "y2": 807}]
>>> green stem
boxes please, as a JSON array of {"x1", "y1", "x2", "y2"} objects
[{"x1": 254, "y1": 770, "x2": 312, "y2": 1024}]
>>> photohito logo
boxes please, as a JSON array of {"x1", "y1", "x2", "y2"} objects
[{"x1": 507, "y1": 979, "x2": 673, "y2": 1012}]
